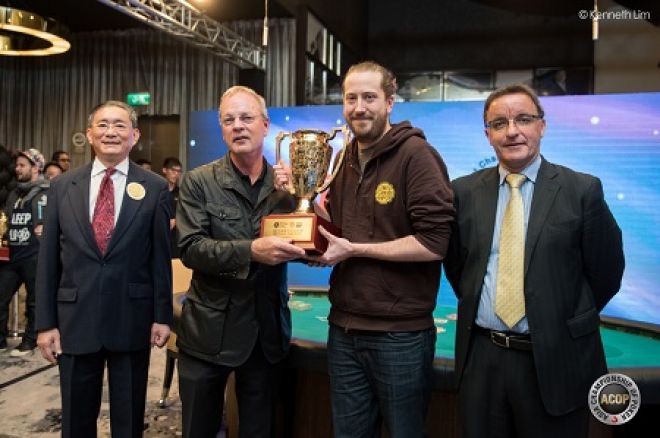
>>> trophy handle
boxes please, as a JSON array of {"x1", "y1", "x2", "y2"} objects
[
  {"x1": 275, "y1": 131, "x2": 296, "y2": 195},
  {"x1": 275, "y1": 131, "x2": 291, "y2": 164},
  {"x1": 326, "y1": 126, "x2": 342, "y2": 141},
  {"x1": 316, "y1": 125, "x2": 351, "y2": 193}
]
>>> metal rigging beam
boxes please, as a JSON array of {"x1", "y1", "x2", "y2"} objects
[{"x1": 96, "y1": 0, "x2": 265, "y2": 69}]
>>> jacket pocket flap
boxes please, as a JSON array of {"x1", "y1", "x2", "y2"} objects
[
  {"x1": 205, "y1": 203, "x2": 241, "y2": 220},
  {"x1": 178, "y1": 296, "x2": 228, "y2": 355},
  {"x1": 567, "y1": 308, "x2": 600, "y2": 339},
  {"x1": 129, "y1": 283, "x2": 153, "y2": 298},
  {"x1": 57, "y1": 288, "x2": 77, "y2": 302}
]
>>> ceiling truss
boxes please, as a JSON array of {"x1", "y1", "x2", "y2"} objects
[{"x1": 96, "y1": 0, "x2": 265, "y2": 69}]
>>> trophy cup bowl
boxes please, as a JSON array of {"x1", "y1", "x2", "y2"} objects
[{"x1": 260, "y1": 127, "x2": 348, "y2": 254}]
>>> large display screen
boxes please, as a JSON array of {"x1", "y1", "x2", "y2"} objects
[{"x1": 188, "y1": 93, "x2": 660, "y2": 326}]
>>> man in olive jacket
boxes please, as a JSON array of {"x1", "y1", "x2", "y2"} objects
[{"x1": 176, "y1": 86, "x2": 305, "y2": 438}]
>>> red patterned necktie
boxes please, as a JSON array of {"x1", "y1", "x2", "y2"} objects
[{"x1": 92, "y1": 167, "x2": 116, "y2": 254}]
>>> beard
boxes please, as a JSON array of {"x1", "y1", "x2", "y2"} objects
[
  {"x1": 348, "y1": 113, "x2": 388, "y2": 145},
  {"x1": 16, "y1": 173, "x2": 31, "y2": 182}
]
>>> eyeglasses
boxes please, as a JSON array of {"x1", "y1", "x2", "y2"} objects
[
  {"x1": 485, "y1": 114, "x2": 543, "y2": 131},
  {"x1": 220, "y1": 114, "x2": 261, "y2": 127},
  {"x1": 93, "y1": 121, "x2": 131, "y2": 133}
]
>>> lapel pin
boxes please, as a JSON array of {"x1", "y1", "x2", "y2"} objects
[{"x1": 127, "y1": 182, "x2": 146, "y2": 200}]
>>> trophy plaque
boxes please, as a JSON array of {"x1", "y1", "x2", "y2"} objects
[
  {"x1": 261, "y1": 127, "x2": 348, "y2": 254},
  {"x1": 0, "y1": 211, "x2": 9, "y2": 261}
]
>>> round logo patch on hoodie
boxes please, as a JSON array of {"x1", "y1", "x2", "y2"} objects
[{"x1": 375, "y1": 182, "x2": 395, "y2": 205}]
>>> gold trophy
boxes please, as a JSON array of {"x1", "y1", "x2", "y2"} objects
[
  {"x1": 0, "y1": 211, "x2": 9, "y2": 261},
  {"x1": 261, "y1": 127, "x2": 349, "y2": 254}
]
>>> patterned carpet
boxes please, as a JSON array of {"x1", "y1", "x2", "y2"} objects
[{"x1": 0, "y1": 337, "x2": 185, "y2": 437}]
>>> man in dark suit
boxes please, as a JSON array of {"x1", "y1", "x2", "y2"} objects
[
  {"x1": 36, "y1": 100, "x2": 173, "y2": 438},
  {"x1": 444, "y1": 84, "x2": 624, "y2": 438},
  {"x1": 176, "y1": 86, "x2": 305, "y2": 437}
]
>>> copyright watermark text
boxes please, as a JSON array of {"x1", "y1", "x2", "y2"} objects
[{"x1": 578, "y1": 9, "x2": 651, "y2": 20}]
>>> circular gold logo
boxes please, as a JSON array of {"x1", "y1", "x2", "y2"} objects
[
  {"x1": 126, "y1": 182, "x2": 146, "y2": 200},
  {"x1": 375, "y1": 182, "x2": 395, "y2": 205}
]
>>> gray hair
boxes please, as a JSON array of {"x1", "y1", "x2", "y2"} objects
[
  {"x1": 87, "y1": 100, "x2": 139, "y2": 128},
  {"x1": 219, "y1": 85, "x2": 269, "y2": 119}
]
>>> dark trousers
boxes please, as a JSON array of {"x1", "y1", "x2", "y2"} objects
[
  {"x1": 58, "y1": 348, "x2": 151, "y2": 438},
  {"x1": 178, "y1": 343, "x2": 277, "y2": 438},
  {"x1": 458, "y1": 331, "x2": 589, "y2": 438},
  {"x1": 0, "y1": 255, "x2": 37, "y2": 344}
]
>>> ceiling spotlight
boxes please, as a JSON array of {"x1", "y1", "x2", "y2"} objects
[{"x1": 0, "y1": 6, "x2": 71, "y2": 56}]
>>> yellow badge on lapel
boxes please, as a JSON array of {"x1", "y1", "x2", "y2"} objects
[
  {"x1": 375, "y1": 182, "x2": 395, "y2": 205},
  {"x1": 126, "y1": 182, "x2": 146, "y2": 200}
]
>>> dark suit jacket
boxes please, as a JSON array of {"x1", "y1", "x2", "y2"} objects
[
  {"x1": 36, "y1": 162, "x2": 173, "y2": 354},
  {"x1": 175, "y1": 155, "x2": 296, "y2": 367},
  {"x1": 444, "y1": 157, "x2": 624, "y2": 415}
]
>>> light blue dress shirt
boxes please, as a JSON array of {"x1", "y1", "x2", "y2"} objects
[{"x1": 475, "y1": 154, "x2": 541, "y2": 333}]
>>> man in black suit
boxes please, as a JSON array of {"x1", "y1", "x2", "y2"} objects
[
  {"x1": 36, "y1": 100, "x2": 173, "y2": 438},
  {"x1": 444, "y1": 84, "x2": 624, "y2": 437},
  {"x1": 176, "y1": 86, "x2": 305, "y2": 437}
]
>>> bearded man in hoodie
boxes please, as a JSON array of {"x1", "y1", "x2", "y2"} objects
[{"x1": 276, "y1": 61, "x2": 455, "y2": 437}]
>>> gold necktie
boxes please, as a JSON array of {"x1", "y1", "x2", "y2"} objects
[{"x1": 496, "y1": 173, "x2": 527, "y2": 329}]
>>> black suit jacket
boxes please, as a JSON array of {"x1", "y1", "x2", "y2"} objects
[
  {"x1": 36, "y1": 162, "x2": 173, "y2": 354},
  {"x1": 444, "y1": 157, "x2": 624, "y2": 415}
]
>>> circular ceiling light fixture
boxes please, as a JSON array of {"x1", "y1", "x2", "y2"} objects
[{"x1": 0, "y1": 6, "x2": 70, "y2": 56}]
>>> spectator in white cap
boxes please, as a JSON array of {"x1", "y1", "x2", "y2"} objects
[{"x1": 0, "y1": 147, "x2": 49, "y2": 356}]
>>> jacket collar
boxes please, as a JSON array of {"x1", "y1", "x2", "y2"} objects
[
  {"x1": 67, "y1": 161, "x2": 147, "y2": 259},
  {"x1": 213, "y1": 154, "x2": 275, "y2": 207}
]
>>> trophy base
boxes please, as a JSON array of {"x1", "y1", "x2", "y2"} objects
[
  {"x1": 0, "y1": 247, "x2": 9, "y2": 262},
  {"x1": 260, "y1": 213, "x2": 340, "y2": 255}
]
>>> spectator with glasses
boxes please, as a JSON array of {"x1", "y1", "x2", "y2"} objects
[{"x1": 444, "y1": 83, "x2": 624, "y2": 437}]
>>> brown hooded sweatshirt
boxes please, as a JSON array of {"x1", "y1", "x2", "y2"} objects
[{"x1": 326, "y1": 121, "x2": 455, "y2": 331}]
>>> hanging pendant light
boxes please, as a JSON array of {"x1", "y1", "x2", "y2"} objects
[
  {"x1": 592, "y1": 0, "x2": 599, "y2": 41},
  {"x1": 0, "y1": 6, "x2": 70, "y2": 56}
]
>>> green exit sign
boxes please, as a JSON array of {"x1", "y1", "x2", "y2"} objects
[{"x1": 127, "y1": 92, "x2": 151, "y2": 106}]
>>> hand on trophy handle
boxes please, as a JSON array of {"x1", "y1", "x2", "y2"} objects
[
  {"x1": 306, "y1": 226, "x2": 354, "y2": 266},
  {"x1": 273, "y1": 160, "x2": 295, "y2": 193},
  {"x1": 251, "y1": 236, "x2": 306, "y2": 265}
]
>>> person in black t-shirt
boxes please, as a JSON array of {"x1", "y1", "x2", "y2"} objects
[{"x1": 0, "y1": 148, "x2": 47, "y2": 356}]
